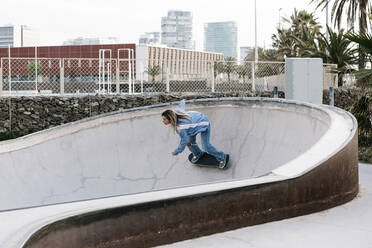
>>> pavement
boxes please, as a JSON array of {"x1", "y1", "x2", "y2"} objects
[{"x1": 158, "y1": 163, "x2": 372, "y2": 248}]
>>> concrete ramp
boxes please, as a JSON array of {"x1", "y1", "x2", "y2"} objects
[
  {"x1": 0, "y1": 98, "x2": 330, "y2": 210},
  {"x1": 0, "y1": 98, "x2": 358, "y2": 248}
]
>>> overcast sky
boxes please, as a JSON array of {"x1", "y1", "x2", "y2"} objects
[{"x1": 0, "y1": 0, "x2": 329, "y2": 50}]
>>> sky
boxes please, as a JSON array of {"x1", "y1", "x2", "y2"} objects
[{"x1": 0, "y1": 0, "x2": 330, "y2": 50}]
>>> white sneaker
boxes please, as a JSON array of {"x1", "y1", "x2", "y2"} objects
[
  {"x1": 218, "y1": 155, "x2": 227, "y2": 169},
  {"x1": 191, "y1": 152, "x2": 204, "y2": 163}
]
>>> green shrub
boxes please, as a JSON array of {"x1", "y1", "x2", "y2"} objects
[
  {"x1": 0, "y1": 131, "x2": 23, "y2": 141},
  {"x1": 359, "y1": 146, "x2": 372, "y2": 164}
]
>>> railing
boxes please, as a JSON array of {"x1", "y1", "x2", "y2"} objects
[{"x1": 0, "y1": 58, "x2": 338, "y2": 96}]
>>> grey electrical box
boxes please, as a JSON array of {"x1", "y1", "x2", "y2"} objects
[{"x1": 285, "y1": 58, "x2": 323, "y2": 105}]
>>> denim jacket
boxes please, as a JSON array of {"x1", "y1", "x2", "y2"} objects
[{"x1": 173, "y1": 100, "x2": 209, "y2": 155}]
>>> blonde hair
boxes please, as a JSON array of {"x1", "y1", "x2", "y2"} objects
[{"x1": 162, "y1": 109, "x2": 190, "y2": 132}]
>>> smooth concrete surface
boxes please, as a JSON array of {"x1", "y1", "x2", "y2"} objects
[
  {"x1": 0, "y1": 98, "x2": 358, "y2": 248},
  {"x1": 0, "y1": 98, "x2": 338, "y2": 211},
  {"x1": 0, "y1": 164, "x2": 366, "y2": 248},
  {"x1": 158, "y1": 163, "x2": 372, "y2": 248}
]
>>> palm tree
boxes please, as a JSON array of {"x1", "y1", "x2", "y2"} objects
[
  {"x1": 311, "y1": 0, "x2": 371, "y2": 69},
  {"x1": 244, "y1": 47, "x2": 281, "y2": 61},
  {"x1": 145, "y1": 65, "x2": 161, "y2": 83},
  {"x1": 213, "y1": 61, "x2": 224, "y2": 80},
  {"x1": 345, "y1": 32, "x2": 372, "y2": 90},
  {"x1": 262, "y1": 49, "x2": 281, "y2": 61},
  {"x1": 344, "y1": 31, "x2": 371, "y2": 150},
  {"x1": 272, "y1": 9, "x2": 322, "y2": 58},
  {"x1": 272, "y1": 28, "x2": 297, "y2": 58},
  {"x1": 236, "y1": 65, "x2": 250, "y2": 81},
  {"x1": 291, "y1": 26, "x2": 320, "y2": 57},
  {"x1": 284, "y1": 8, "x2": 322, "y2": 35},
  {"x1": 310, "y1": 26, "x2": 357, "y2": 86},
  {"x1": 224, "y1": 57, "x2": 236, "y2": 83}
]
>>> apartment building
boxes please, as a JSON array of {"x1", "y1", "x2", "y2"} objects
[
  {"x1": 204, "y1": 21, "x2": 237, "y2": 58},
  {"x1": 0, "y1": 25, "x2": 39, "y2": 48},
  {"x1": 161, "y1": 10, "x2": 193, "y2": 50}
]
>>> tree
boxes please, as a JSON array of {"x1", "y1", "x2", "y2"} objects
[
  {"x1": 284, "y1": 8, "x2": 322, "y2": 35},
  {"x1": 344, "y1": 31, "x2": 372, "y2": 149},
  {"x1": 145, "y1": 65, "x2": 161, "y2": 83},
  {"x1": 235, "y1": 65, "x2": 250, "y2": 80},
  {"x1": 244, "y1": 47, "x2": 281, "y2": 61},
  {"x1": 262, "y1": 49, "x2": 281, "y2": 61},
  {"x1": 224, "y1": 57, "x2": 236, "y2": 83},
  {"x1": 310, "y1": 26, "x2": 357, "y2": 86},
  {"x1": 345, "y1": 32, "x2": 372, "y2": 90},
  {"x1": 213, "y1": 61, "x2": 224, "y2": 79},
  {"x1": 291, "y1": 26, "x2": 321, "y2": 57},
  {"x1": 272, "y1": 28, "x2": 297, "y2": 58},
  {"x1": 28, "y1": 61, "x2": 43, "y2": 78},
  {"x1": 272, "y1": 9, "x2": 322, "y2": 58},
  {"x1": 311, "y1": 0, "x2": 371, "y2": 69}
]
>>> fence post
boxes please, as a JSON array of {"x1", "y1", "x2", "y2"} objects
[
  {"x1": 8, "y1": 46, "x2": 11, "y2": 94},
  {"x1": 166, "y1": 66, "x2": 170, "y2": 93},
  {"x1": 274, "y1": 86, "x2": 278, "y2": 98},
  {"x1": 140, "y1": 62, "x2": 144, "y2": 94},
  {"x1": 35, "y1": 47, "x2": 38, "y2": 93},
  {"x1": 60, "y1": 59, "x2": 64, "y2": 95},
  {"x1": 251, "y1": 62, "x2": 256, "y2": 91},
  {"x1": 264, "y1": 76, "x2": 268, "y2": 91},
  {"x1": 0, "y1": 63, "x2": 2, "y2": 97},
  {"x1": 211, "y1": 63, "x2": 215, "y2": 93},
  {"x1": 116, "y1": 60, "x2": 120, "y2": 94},
  {"x1": 329, "y1": 86, "x2": 334, "y2": 106}
]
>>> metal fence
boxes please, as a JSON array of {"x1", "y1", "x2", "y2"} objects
[{"x1": 0, "y1": 57, "x2": 338, "y2": 96}]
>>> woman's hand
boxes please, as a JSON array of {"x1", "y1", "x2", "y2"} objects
[{"x1": 172, "y1": 152, "x2": 176, "y2": 156}]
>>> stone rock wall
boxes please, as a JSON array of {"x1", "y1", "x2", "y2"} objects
[
  {"x1": 0, "y1": 88, "x2": 361, "y2": 136},
  {"x1": 323, "y1": 87, "x2": 366, "y2": 110}
]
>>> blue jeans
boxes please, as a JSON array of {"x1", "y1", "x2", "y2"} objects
[{"x1": 187, "y1": 125, "x2": 225, "y2": 161}]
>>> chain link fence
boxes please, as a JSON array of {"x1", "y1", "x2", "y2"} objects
[{"x1": 0, "y1": 57, "x2": 337, "y2": 96}]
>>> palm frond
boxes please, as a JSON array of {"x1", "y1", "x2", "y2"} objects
[{"x1": 345, "y1": 32, "x2": 372, "y2": 55}]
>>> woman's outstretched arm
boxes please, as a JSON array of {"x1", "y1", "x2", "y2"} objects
[{"x1": 173, "y1": 130, "x2": 188, "y2": 155}]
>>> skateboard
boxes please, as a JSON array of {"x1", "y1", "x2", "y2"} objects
[{"x1": 188, "y1": 153, "x2": 230, "y2": 170}]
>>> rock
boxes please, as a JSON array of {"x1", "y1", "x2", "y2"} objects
[{"x1": 0, "y1": 89, "x2": 364, "y2": 138}]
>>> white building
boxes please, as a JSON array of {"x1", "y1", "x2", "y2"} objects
[
  {"x1": 161, "y1": 10, "x2": 193, "y2": 50},
  {"x1": 139, "y1": 32, "x2": 161, "y2": 45},
  {"x1": 136, "y1": 44, "x2": 224, "y2": 81},
  {"x1": 63, "y1": 37, "x2": 120, "y2": 45},
  {"x1": 0, "y1": 25, "x2": 40, "y2": 48}
]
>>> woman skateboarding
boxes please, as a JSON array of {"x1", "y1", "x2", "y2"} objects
[{"x1": 161, "y1": 100, "x2": 228, "y2": 169}]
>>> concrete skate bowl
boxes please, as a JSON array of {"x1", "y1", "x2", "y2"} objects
[{"x1": 0, "y1": 98, "x2": 358, "y2": 248}]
